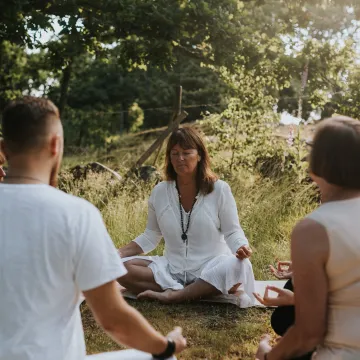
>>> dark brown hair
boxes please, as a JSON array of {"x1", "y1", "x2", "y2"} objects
[
  {"x1": 310, "y1": 116, "x2": 360, "y2": 189},
  {"x1": 1, "y1": 96, "x2": 60, "y2": 153},
  {"x1": 165, "y1": 126, "x2": 218, "y2": 195}
]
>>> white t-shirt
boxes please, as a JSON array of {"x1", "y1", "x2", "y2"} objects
[{"x1": 0, "y1": 184, "x2": 127, "y2": 360}]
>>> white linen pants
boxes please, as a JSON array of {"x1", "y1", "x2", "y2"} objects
[{"x1": 122, "y1": 254, "x2": 255, "y2": 299}]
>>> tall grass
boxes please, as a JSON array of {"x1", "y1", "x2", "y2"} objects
[
  {"x1": 61, "y1": 168, "x2": 318, "y2": 279},
  {"x1": 69, "y1": 168, "x2": 318, "y2": 359},
  {"x1": 62, "y1": 146, "x2": 319, "y2": 359}
]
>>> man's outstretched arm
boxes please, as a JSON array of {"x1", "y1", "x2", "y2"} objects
[{"x1": 84, "y1": 280, "x2": 186, "y2": 355}]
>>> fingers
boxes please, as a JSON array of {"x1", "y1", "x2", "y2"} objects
[
  {"x1": 265, "y1": 286, "x2": 285, "y2": 294},
  {"x1": 168, "y1": 326, "x2": 183, "y2": 337},
  {"x1": 253, "y1": 292, "x2": 266, "y2": 305},
  {"x1": 264, "y1": 286, "x2": 269, "y2": 300},
  {"x1": 269, "y1": 265, "x2": 283, "y2": 279},
  {"x1": 228, "y1": 282, "x2": 241, "y2": 294},
  {"x1": 236, "y1": 245, "x2": 252, "y2": 259},
  {"x1": 242, "y1": 245, "x2": 253, "y2": 257},
  {"x1": 253, "y1": 287, "x2": 287, "y2": 307},
  {"x1": 260, "y1": 334, "x2": 271, "y2": 342},
  {"x1": 277, "y1": 261, "x2": 291, "y2": 270},
  {"x1": 168, "y1": 327, "x2": 187, "y2": 353},
  {"x1": 236, "y1": 248, "x2": 246, "y2": 259}
]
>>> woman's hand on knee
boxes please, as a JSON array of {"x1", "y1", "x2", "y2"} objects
[
  {"x1": 236, "y1": 245, "x2": 253, "y2": 260},
  {"x1": 253, "y1": 286, "x2": 294, "y2": 307}
]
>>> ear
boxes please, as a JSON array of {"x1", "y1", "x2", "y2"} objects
[
  {"x1": 49, "y1": 134, "x2": 62, "y2": 157},
  {"x1": 198, "y1": 156, "x2": 201, "y2": 162}
]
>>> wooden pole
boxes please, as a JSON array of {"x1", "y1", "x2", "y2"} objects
[
  {"x1": 171, "y1": 85, "x2": 182, "y2": 126},
  {"x1": 125, "y1": 110, "x2": 188, "y2": 178},
  {"x1": 152, "y1": 85, "x2": 183, "y2": 166}
]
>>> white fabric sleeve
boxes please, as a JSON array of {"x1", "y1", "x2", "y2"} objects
[
  {"x1": 133, "y1": 188, "x2": 163, "y2": 254},
  {"x1": 218, "y1": 182, "x2": 249, "y2": 254},
  {"x1": 73, "y1": 203, "x2": 127, "y2": 292}
]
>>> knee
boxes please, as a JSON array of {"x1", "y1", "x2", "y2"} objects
[
  {"x1": 123, "y1": 259, "x2": 137, "y2": 271},
  {"x1": 117, "y1": 260, "x2": 137, "y2": 284},
  {"x1": 228, "y1": 255, "x2": 251, "y2": 270}
]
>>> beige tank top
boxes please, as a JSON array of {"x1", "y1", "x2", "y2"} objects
[{"x1": 307, "y1": 198, "x2": 360, "y2": 351}]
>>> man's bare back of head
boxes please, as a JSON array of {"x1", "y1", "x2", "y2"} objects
[{"x1": 1, "y1": 96, "x2": 63, "y2": 187}]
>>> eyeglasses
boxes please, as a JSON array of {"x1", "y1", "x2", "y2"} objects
[{"x1": 170, "y1": 151, "x2": 197, "y2": 159}]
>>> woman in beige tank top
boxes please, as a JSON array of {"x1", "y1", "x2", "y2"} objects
[{"x1": 256, "y1": 116, "x2": 360, "y2": 360}]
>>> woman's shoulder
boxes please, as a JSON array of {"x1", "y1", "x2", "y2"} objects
[
  {"x1": 151, "y1": 180, "x2": 174, "y2": 196},
  {"x1": 212, "y1": 179, "x2": 230, "y2": 193}
]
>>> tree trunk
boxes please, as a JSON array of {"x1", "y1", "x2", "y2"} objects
[
  {"x1": 58, "y1": 59, "x2": 73, "y2": 116},
  {"x1": 297, "y1": 59, "x2": 309, "y2": 120}
]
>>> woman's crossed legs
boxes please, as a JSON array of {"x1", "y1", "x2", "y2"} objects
[{"x1": 117, "y1": 256, "x2": 254, "y2": 304}]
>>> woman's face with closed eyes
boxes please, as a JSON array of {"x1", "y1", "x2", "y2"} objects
[{"x1": 170, "y1": 144, "x2": 200, "y2": 177}]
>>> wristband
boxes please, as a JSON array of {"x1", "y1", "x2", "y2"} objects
[{"x1": 152, "y1": 339, "x2": 176, "y2": 359}]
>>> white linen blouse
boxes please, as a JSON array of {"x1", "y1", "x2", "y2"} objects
[{"x1": 133, "y1": 180, "x2": 249, "y2": 278}]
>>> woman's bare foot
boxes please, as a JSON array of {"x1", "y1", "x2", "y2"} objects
[
  {"x1": 228, "y1": 282, "x2": 241, "y2": 294},
  {"x1": 137, "y1": 289, "x2": 176, "y2": 304}
]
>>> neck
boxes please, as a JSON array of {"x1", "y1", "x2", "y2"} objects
[
  {"x1": 4, "y1": 157, "x2": 51, "y2": 185},
  {"x1": 176, "y1": 174, "x2": 197, "y2": 187},
  {"x1": 322, "y1": 187, "x2": 360, "y2": 203}
]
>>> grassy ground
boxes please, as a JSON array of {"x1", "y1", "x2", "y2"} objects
[{"x1": 61, "y1": 125, "x2": 318, "y2": 359}]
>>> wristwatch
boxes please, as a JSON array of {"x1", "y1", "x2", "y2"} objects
[{"x1": 152, "y1": 338, "x2": 176, "y2": 359}]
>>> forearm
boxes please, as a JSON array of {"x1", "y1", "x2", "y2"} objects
[
  {"x1": 104, "y1": 302, "x2": 168, "y2": 354},
  {"x1": 226, "y1": 236, "x2": 249, "y2": 254},
  {"x1": 119, "y1": 241, "x2": 143, "y2": 258},
  {"x1": 267, "y1": 326, "x2": 319, "y2": 360}
]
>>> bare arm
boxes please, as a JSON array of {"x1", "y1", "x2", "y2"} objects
[
  {"x1": 84, "y1": 280, "x2": 186, "y2": 354},
  {"x1": 266, "y1": 218, "x2": 329, "y2": 360},
  {"x1": 118, "y1": 241, "x2": 144, "y2": 258}
]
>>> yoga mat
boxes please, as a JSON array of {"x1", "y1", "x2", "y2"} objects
[{"x1": 79, "y1": 280, "x2": 287, "y2": 308}]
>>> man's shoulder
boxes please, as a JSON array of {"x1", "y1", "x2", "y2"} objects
[{"x1": 44, "y1": 186, "x2": 99, "y2": 215}]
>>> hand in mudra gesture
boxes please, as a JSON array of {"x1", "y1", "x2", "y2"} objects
[
  {"x1": 269, "y1": 260, "x2": 292, "y2": 280},
  {"x1": 253, "y1": 285, "x2": 294, "y2": 307},
  {"x1": 236, "y1": 245, "x2": 253, "y2": 260}
]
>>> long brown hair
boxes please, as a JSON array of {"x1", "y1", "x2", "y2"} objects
[{"x1": 165, "y1": 126, "x2": 218, "y2": 195}]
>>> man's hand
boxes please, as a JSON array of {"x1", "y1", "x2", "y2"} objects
[
  {"x1": 166, "y1": 327, "x2": 187, "y2": 354},
  {"x1": 253, "y1": 285, "x2": 294, "y2": 307},
  {"x1": 269, "y1": 261, "x2": 292, "y2": 280},
  {"x1": 255, "y1": 335, "x2": 272, "y2": 360},
  {"x1": 236, "y1": 245, "x2": 253, "y2": 260}
]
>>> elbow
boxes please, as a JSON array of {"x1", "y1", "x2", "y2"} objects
[
  {"x1": 97, "y1": 306, "x2": 130, "y2": 338},
  {"x1": 298, "y1": 327, "x2": 326, "y2": 352},
  {"x1": 99, "y1": 314, "x2": 133, "y2": 345}
]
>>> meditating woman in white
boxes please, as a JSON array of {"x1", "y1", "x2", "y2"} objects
[
  {"x1": 118, "y1": 126, "x2": 255, "y2": 304},
  {"x1": 255, "y1": 116, "x2": 360, "y2": 360}
]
